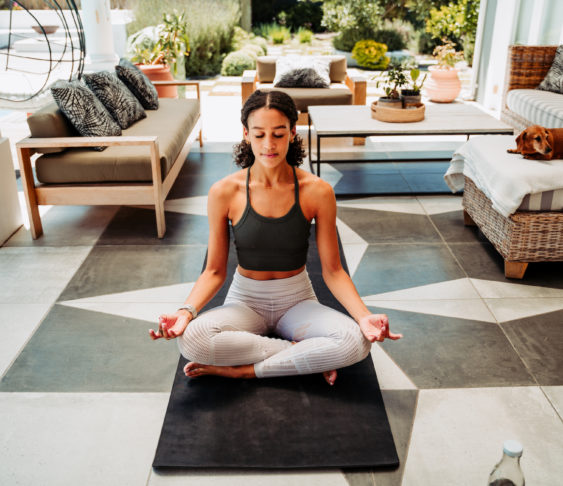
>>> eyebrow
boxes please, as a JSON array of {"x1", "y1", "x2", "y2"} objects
[{"x1": 250, "y1": 125, "x2": 288, "y2": 130}]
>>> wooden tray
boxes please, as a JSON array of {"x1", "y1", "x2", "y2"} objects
[{"x1": 371, "y1": 101, "x2": 425, "y2": 123}]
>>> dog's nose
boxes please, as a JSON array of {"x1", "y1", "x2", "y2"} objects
[{"x1": 545, "y1": 147, "x2": 552, "y2": 153}]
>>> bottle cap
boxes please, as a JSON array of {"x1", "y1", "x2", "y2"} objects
[{"x1": 503, "y1": 439, "x2": 523, "y2": 457}]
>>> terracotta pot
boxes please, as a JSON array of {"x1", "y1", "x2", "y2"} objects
[
  {"x1": 424, "y1": 66, "x2": 461, "y2": 103},
  {"x1": 136, "y1": 64, "x2": 178, "y2": 98}
]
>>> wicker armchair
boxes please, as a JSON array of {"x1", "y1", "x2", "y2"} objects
[{"x1": 501, "y1": 45, "x2": 558, "y2": 130}]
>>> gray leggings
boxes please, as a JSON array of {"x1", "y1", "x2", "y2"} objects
[{"x1": 177, "y1": 269, "x2": 371, "y2": 378}]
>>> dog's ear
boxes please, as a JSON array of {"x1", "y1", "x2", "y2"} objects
[{"x1": 514, "y1": 131, "x2": 524, "y2": 152}]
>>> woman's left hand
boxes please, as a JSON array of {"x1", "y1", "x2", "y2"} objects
[{"x1": 358, "y1": 314, "x2": 402, "y2": 343}]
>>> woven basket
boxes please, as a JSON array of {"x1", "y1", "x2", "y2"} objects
[
  {"x1": 371, "y1": 101, "x2": 425, "y2": 122},
  {"x1": 463, "y1": 176, "x2": 563, "y2": 262}
]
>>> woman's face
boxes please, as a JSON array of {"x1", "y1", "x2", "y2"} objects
[{"x1": 244, "y1": 107, "x2": 296, "y2": 170}]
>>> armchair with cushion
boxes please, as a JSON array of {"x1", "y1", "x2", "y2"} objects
[
  {"x1": 501, "y1": 45, "x2": 563, "y2": 131},
  {"x1": 242, "y1": 55, "x2": 367, "y2": 128}
]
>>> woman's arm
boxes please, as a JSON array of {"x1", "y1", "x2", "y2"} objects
[
  {"x1": 150, "y1": 181, "x2": 231, "y2": 340},
  {"x1": 314, "y1": 181, "x2": 401, "y2": 343}
]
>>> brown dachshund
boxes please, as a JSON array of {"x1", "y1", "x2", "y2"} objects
[{"x1": 507, "y1": 125, "x2": 563, "y2": 160}]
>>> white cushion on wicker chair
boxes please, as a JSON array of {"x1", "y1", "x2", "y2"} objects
[
  {"x1": 506, "y1": 89, "x2": 563, "y2": 128},
  {"x1": 445, "y1": 135, "x2": 563, "y2": 217}
]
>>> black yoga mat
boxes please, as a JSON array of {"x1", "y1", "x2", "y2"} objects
[{"x1": 153, "y1": 228, "x2": 399, "y2": 469}]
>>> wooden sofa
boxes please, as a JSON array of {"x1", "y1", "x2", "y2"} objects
[
  {"x1": 17, "y1": 80, "x2": 202, "y2": 239},
  {"x1": 242, "y1": 55, "x2": 367, "y2": 130},
  {"x1": 501, "y1": 45, "x2": 562, "y2": 131}
]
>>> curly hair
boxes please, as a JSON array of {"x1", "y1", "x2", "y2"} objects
[{"x1": 233, "y1": 90, "x2": 306, "y2": 168}]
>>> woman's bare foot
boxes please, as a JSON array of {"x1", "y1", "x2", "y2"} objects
[
  {"x1": 323, "y1": 369, "x2": 337, "y2": 386},
  {"x1": 183, "y1": 361, "x2": 256, "y2": 379}
]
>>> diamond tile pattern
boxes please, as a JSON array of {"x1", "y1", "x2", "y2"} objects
[{"x1": 2, "y1": 147, "x2": 563, "y2": 485}]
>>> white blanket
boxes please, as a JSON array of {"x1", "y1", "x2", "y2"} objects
[{"x1": 444, "y1": 135, "x2": 563, "y2": 217}]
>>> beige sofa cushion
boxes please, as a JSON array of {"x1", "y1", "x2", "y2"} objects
[
  {"x1": 256, "y1": 56, "x2": 347, "y2": 83},
  {"x1": 26, "y1": 103, "x2": 79, "y2": 154},
  {"x1": 256, "y1": 83, "x2": 353, "y2": 112},
  {"x1": 35, "y1": 98, "x2": 199, "y2": 184}
]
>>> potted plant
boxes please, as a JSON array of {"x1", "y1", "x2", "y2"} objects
[
  {"x1": 424, "y1": 39, "x2": 463, "y2": 103},
  {"x1": 127, "y1": 11, "x2": 190, "y2": 98},
  {"x1": 401, "y1": 67, "x2": 427, "y2": 108},
  {"x1": 375, "y1": 62, "x2": 408, "y2": 109}
]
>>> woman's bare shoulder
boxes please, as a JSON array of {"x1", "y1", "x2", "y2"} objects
[
  {"x1": 209, "y1": 170, "x2": 246, "y2": 201},
  {"x1": 296, "y1": 168, "x2": 334, "y2": 199}
]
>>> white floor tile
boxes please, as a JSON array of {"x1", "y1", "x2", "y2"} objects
[
  {"x1": 149, "y1": 468, "x2": 351, "y2": 486},
  {"x1": 417, "y1": 195, "x2": 463, "y2": 215},
  {"x1": 471, "y1": 278, "x2": 563, "y2": 299},
  {"x1": 343, "y1": 243, "x2": 368, "y2": 277},
  {"x1": 542, "y1": 386, "x2": 563, "y2": 419},
  {"x1": 0, "y1": 246, "x2": 91, "y2": 304},
  {"x1": 0, "y1": 392, "x2": 169, "y2": 486},
  {"x1": 371, "y1": 344, "x2": 417, "y2": 390},
  {"x1": 364, "y1": 278, "x2": 480, "y2": 300},
  {"x1": 338, "y1": 197, "x2": 425, "y2": 215},
  {"x1": 364, "y1": 298, "x2": 496, "y2": 323},
  {"x1": 403, "y1": 387, "x2": 563, "y2": 486},
  {"x1": 0, "y1": 303, "x2": 51, "y2": 376},
  {"x1": 485, "y1": 298, "x2": 563, "y2": 323}
]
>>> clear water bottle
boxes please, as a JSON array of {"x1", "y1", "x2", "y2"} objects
[{"x1": 488, "y1": 440, "x2": 525, "y2": 486}]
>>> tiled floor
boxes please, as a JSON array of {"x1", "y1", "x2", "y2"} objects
[{"x1": 1, "y1": 89, "x2": 563, "y2": 485}]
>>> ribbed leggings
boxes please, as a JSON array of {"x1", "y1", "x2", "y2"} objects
[{"x1": 177, "y1": 269, "x2": 371, "y2": 378}]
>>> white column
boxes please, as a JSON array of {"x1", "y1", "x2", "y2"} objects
[{"x1": 81, "y1": 0, "x2": 119, "y2": 72}]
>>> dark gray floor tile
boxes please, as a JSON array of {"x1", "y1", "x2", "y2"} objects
[
  {"x1": 500, "y1": 309, "x2": 563, "y2": 386},
  {"x1": 337, "y1": 207, "x2": 441, "y2": 244},
  {"x1": 430, "y1": 210, "x2": 489, "y2": 243},
  {"x1": 333, "y1": 173, "x2": 411, "y2": 196},
  {"x1": 97, "y1": 207, "x2": 209, "y2": 245},
  {"x1": 353, "y1": 244, "x2": 465, "y2": 295},
  {"x1": 0, "y1": 305, "x2": 179, "y2": 392},
  {"x1": 168, "y1": 151, "x2": 238, "y2": 199},
  {"x1": 397, "y1": 161, "x2": 450, "y2": 173},
  {"x1": 449, "y1": 242, "x2": 563, "y2": 288},
  {"x1": 372, "y1": 390, "x2": 419, "y2": 486},
  {"x1": 403, "y1": 172, "x2": 451, "y2": 193},
  {"x1": 371, "y1": 308, "x2": 536, "y2": 389},
  {"x1": 59, "y1": 245, "x2": 207, "y2": 301},
  {"x1": 5, "y1": 206, "x2": 119, "y2": 247}
]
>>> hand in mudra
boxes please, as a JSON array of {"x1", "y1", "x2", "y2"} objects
[
  {"x1": 149, "y1": 311, "x2": 191, "y2": 340},
  {"x1": 359, "y1": 314, "x2": 402, "y2": 343}
]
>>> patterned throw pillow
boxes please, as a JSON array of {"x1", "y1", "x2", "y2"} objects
[
  {"x1": 83, "y1": 71, "x2": 146, "y2": 129},
  {"x1": 537, "y1": 45, "x2": 563, "y2": 94},
  {"x1": 50, "y1": 80, "x2": 121, "y2": 151},
  {"x1": 115, "y1": 58, "x2": 159, "y2": 110},
  {"x1": 273, "y1": 56, "x2": 331, "y2": 88}
]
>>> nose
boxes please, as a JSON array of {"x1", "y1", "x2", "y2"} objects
[{"x1": 545, "y1": 147, "x2": 552, "y2": 153}]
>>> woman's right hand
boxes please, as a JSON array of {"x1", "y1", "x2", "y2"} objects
[{"x1": 149, "y1": 310, "x2": 192, "y2": 340}]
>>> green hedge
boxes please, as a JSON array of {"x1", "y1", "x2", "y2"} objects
[{"x1": 128, "y1": 0, "x2": 240, "y2": 76}]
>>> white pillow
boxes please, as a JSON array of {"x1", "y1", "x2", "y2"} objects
[{"x1": 273, "y1": 56, "x2": 331, "y2": 88}]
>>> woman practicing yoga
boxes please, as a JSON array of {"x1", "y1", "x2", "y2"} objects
[{"x1": 150, "y1": 90, "x2": 402, "y2": 385}]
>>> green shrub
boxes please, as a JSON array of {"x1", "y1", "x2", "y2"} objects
[
  {"x1": 352, "y1": 40, "x2": 390, "y2": 70},
  {"x1": 240, "y1": 43, "x2": 263, "y2": 59},
  {"x1": 374, "y1": 29, "x2": 406, "y2": 52},
  {"x1": 248, "y1": 36, "x2": 268, "y2": 55},
  {"x1": 271, "y1": 25, "x2": 292, "y2": 44},
  {"x1": 297, "y1": 27, "x2": 313, "y2": 44},
  {"x1": 333, "y1": 28, "x2": 376, "y2": 52},
  {"x1": 221, "y1": 50, "x2": 255, "y2": 76},
  {"x1": 251, "y1": 0, "x2": 324, "y2": 32},
  {"x1": 128, "y1": 0, "x2": 240, "y2": 77}
]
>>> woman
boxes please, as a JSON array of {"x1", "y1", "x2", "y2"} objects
[{"x1": 150, "y1": 90, "x2": 402, "y2": 385}]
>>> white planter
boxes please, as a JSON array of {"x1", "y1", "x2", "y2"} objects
[{"x1": 0, "y1": 137, "x2": 23, "y2": 244}]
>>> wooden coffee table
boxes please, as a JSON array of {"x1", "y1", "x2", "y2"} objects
[{"x1": 307, "y1": 103, "x2": 514, "y2": 176}]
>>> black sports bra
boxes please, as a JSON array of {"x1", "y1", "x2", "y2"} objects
[{"x1": 232, "y1": 166, "x2": 311, "y2": 271}]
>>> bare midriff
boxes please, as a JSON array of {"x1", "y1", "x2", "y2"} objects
[{"x1": 237, "y1": 264, "x2": 306, "y2": 281}]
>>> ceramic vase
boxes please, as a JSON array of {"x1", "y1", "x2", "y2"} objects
[{"x1": 424, "y1": 66, "x2": 461, "y2": 103}]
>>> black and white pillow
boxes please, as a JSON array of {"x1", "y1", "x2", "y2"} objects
[
  {"x1": 273, "y1": 56, "x2": 331, "y2": 88},
  {"x1": 50, "y1": 80, "x2": 121, "y2": 151},
  {"x1": 115, "y1": 58, "x2": 159, "y2": 110},
  {"x1": 83, "y1": 71, "x2": 146, "y2": 129},
  {"x1": 537, "y1": 45, "x2": 563, "y2": 94}
]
